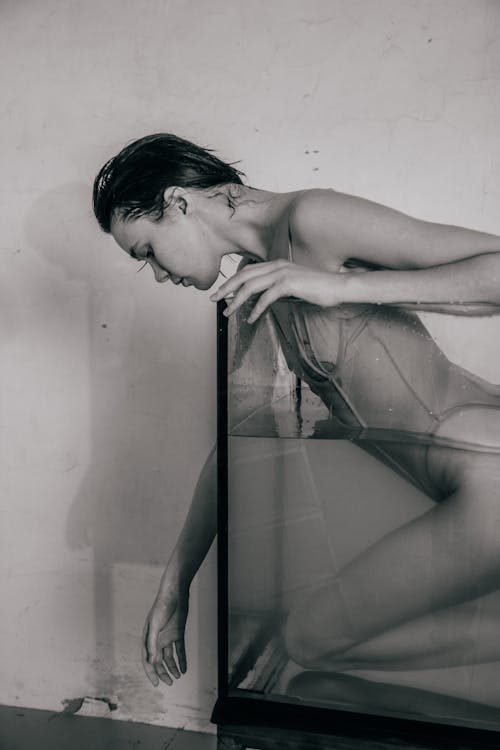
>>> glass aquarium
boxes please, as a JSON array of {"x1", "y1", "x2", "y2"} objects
[{"x1": 215, "y1": 297, "x2": 500, "y2": 745}]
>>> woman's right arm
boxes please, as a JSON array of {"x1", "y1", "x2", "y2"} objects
[
  {"x1": 142, "y1": 445, "x2": 217, "y2": 686},
  {"x1": 159, "y1": 444, "x2": 217, "y2": 592}
]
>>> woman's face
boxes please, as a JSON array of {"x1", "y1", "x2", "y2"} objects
[{"x1": 110, "y1": 195, "x2": 222, "y2": 290}]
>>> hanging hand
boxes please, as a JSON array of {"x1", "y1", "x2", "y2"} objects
[{"x1": 142, "y1": 583, "x2": 189, "y2": 687}]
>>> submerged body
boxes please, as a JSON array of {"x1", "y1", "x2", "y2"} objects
[
  {"x1": 218, "y1": 195, "x2": 500, "y2": 690},
  {"x1": 271, "y1": 298, "x2": 500, "y2": 714},
  {"x1": 271, "y1": 307, "x2": 500, "y2": 674},
  {"x1": 234, "y1": 199, "x2": 500, "y2": 678},
  {"x1": 272, "y1": 299, "x2": 500, "y2": 500}
]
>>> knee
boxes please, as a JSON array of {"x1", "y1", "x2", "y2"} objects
[
  {"x1": 283, "y1": 609, "x2": 311, "y2": 668},
  {"x1": 283, "y1": 606, "x2": 353, "y2": 669},
  {"x1": 286, "y1": 671, "x2": 355, "y2": 700}
]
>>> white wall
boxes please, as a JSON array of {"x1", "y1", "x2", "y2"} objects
[{"x1": 1, "y1": 0, "x2": 499, "y2": 734}]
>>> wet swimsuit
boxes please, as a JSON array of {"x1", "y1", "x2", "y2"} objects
[{"x1": 267, "y1": 235, "x2": 500, "y2": 500}]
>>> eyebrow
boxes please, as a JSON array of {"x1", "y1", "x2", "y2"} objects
[{"x1": 129, "y1": 245, "x2": 141, "y2": 260}]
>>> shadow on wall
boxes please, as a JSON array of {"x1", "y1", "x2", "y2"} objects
[{"x1": 24, "y1": 183, "x2": 215, "y2": 721}]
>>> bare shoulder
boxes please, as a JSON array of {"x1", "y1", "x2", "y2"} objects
[
  {"x1": 289, "y1": 187, "x2": 500, "y2": 270},
  {"x1": 288, "y1": 189, "x2": 338, "y2": 239},
  {"x1": 288, "y1": 188, "x2": 351, "y2": 267},
  {"x1": 289, "y1": 187, "x2": 402, "y2": 241},
  {"x1": 288, "y1": 188, "x2": 427, "y2": 270}
]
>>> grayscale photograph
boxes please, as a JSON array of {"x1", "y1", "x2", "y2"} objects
[{"x1": 1, "y1": 2, "x2": 500, "y2": 749}]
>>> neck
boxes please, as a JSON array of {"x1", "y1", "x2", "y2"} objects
[{"x1": 206, "y1": 186, "x2": 288, "y2": 264}]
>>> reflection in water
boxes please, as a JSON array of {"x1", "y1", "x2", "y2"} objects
[{"x1": 225, "y1": 300, "x2": 500, "y2": 731}]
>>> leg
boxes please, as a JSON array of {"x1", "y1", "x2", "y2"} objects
[
  {"x1": 284, "y1": 452, "x2": 500, "y2": 670},
  {"x1": 321, "y1": 592, "x2": 500, "y2": 671},
  {"x1": 285, "y1": 672, "x2": 500, "y2": 726}
]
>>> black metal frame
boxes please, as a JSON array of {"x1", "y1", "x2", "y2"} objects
[
  {"x1": 216, "y1": 300, "x2": 229, "y2": 709},
  {"x1": 212, "y1": 300, "x2": 500, "y2": 750}
]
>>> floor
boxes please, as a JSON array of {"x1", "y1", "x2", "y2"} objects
[
  {"x1": 0, "y1": 705, "x2": 218, "y2": 750},
  {"x1": 4, "y1": 704, "x2": 498, "y2": 750}
]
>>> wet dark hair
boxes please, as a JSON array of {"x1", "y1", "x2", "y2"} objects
[{"x1": 93, "y1": 133, "x2": 246, "y2": 232}]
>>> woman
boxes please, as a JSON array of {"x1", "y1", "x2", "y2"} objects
[{"x1": 93, "y1": 134, "x2": 500, "y2": 702}]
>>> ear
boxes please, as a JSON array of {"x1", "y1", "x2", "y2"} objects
[{"x1": 163, "y1": 186, "x2": 191, "y2": 216}]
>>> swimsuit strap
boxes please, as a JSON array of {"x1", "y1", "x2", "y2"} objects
[{"x1": 287, "y1": 190, "x2": 309, "y2": 263}]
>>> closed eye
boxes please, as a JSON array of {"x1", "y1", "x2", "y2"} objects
[
  {"x1": 135, "y1": 253, "x2": 170, "y2": 281},
  {"x1": 135, "y1": 245, "x2": 154, "y2": 273}
]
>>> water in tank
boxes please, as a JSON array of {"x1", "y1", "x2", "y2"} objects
[{"x1": 224, "y1": 297, "x2": 500, "y2": 732}]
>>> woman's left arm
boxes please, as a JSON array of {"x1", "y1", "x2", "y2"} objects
[
  {"x1": 343, "y1": 253, "x2": 500, "y2": 310},
  {"x1": 291, "y1": 189, "x2": 500, "y2": 307},
  {"x1": 292, "y1": 189, "x2": 500, "y2": 269},
  {"x1": 212, "y1": 189, "x2": 500, "y2": 320}
]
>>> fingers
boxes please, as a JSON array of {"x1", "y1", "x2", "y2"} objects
[
  {"x1": 214, "y1": 264, "x2": 344, "y2": 320},
  {"x1": 146, "y1": 620, "x2": 158, "y2": 664},
  {"x1": 175, "y1": 639, "x2": 187, "y2": 674},
  {"x1": 153, "y1": 642, "x2": 186, "y2": 686},
  {"x1": 211, "y1": 260, "x2": 289, "y2": 302},
  {"x1": 143, "y1": 618, "x2": 173, "y2": 686},
  {"x1": 223, "y1": 270, "x2": 285, "y2": 317},
  {"x1": 142, "y1": 623, "x2": 159, "y2": 687},
  {"x1": 153, "y1": 657, "x2": 174, "y2": 686},
  {"x1": 142, "y1": 641, "x2": 159, "y2": 687},
  {"x1": 247, "y1": 284, "x2": 288, "y2": 323},
  {"x1": 162, "y1": 643, "x2": 181, "y2": 680},
  {"x1": 142, "y1": 620, "x2": 186, "y2": 687}
]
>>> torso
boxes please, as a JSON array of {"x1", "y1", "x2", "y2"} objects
[{"x1": 264, "y1": 193, "x2": 500, "y2": 501}]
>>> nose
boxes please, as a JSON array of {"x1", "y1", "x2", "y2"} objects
[{"x1": 150, "y1": 259, "x2": 169, "y2": 283}]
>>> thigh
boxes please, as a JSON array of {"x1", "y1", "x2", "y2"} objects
[
  {"x1": 426, "y1": 406, "x2": 500, "y2": 493},
  {"x1": 358, "y1": 439, "x2": 443, "y2": 500}
]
